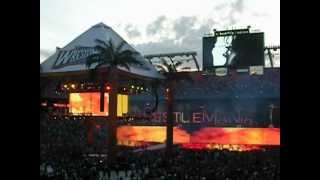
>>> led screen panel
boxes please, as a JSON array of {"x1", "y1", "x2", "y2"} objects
[
  {"x1": 117, "y1": 126, "x2": 280, "y2": 145},
  {"x1": 69, "y1": 92, "x2": 109, "y2": 116},
  {"x1": 189, "y1": 127, "x2": 280, "y2": 145},
  {"x1": 117, "y1": 126, "x2": 190, "y2": 144}
]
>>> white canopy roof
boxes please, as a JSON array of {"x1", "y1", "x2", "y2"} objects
[{"x1": 41, "y1": 23, "x2": 163, "y2": 79}]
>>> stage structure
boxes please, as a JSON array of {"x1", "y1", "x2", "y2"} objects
[
  {"x1": 40, "y1": 23, "x2": 280, "y2": 153},
  {"x1": 40, "y1": 23, "x2": 164, "y2": 162},
  {"x1": 40, "y1": 23, "x2": 164, "y2": 115}
]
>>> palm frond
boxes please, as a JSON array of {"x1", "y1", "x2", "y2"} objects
[
  {"x1": 86, "y1": 54, "x2": 102, "y2": 68},
  {"x1": 117, "y1": 57, "x2": 139, "y2": 71},
  {"x1": 117, "y1": 49, "x2": 139, "y2": 58},
  {"x1": 94, "y1": 62, "x2": 107, "y2": 70},
  {"x1": 116, "y1": 50, "x2": 143, "y2": 69},
  {"x1": 93, "y1": 45, "x2": 107, "y2": 53},
  {"x1": 118, "y1": 63, "x2": 131, "y2": 71},
  {"x1": 155, "y1": 64, "x2": 168, "y2": 73},
  {"x1": 94, "y1": 39, "x2": 109, "y2": 48},
  {"x1": 115, "y1": 41, "x2": 126, "y2": 53},
  {"x1": 107, "y1": 39, "x2": 116, "y2": 53},
  {"x1": 102, "y1": 47, "x2": 114, "y2": 63}
]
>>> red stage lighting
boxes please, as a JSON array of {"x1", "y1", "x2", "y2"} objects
[{"x1": 106, "y1": 85, "x2": 111, "y2": 91}]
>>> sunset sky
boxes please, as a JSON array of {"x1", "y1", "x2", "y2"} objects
[{"x1": 41, "y1": 0, "x2": 279, "y2": 67}]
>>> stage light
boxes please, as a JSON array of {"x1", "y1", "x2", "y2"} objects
[
  {"x1": 106, "y1": 86, "x2": 111, "y2": 91},
  {"x1": 131, "y1": 85, "x2": 134, "y2": 89},
  {"x1": 63, "y1": 84, "x2": 68, "y2": 89},
  {"x1": 71, "y1": 84, "x2": 76, "y2": 89}
]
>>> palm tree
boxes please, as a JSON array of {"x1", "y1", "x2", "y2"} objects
[
  {"x1": 86, "y1": 39, "x2": 143, "y2": 164},
  {"x1": 156, "y1": 58, "x2": 193, "y2": 156},
  {"x1": 86, "y1": 39, "x2": 142, "y2": 111},
  {"x1": 149, "y1": 80, "x2": 160, "y2": 113}
]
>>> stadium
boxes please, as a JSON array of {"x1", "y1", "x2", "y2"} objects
[{"x1": 40, "y1": 23, "x2": 280, "y2": 179}]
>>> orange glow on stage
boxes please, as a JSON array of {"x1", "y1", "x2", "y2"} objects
[
  {"x1": 190, "y1": 128, "x2": 280, "y2": 145},
  {"x1": 117, "y1": 126, "x2": 191, "y2": 144},
  {"x1": 117, "y1": 126, "x2": 280, "y2": 146},
  {"x1": 117, "y1": 126, "x2": 167, "y2": 143}
]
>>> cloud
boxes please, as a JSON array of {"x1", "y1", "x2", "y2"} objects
[
  {"x1": 133, "y1": 16, "x2": 218, "y2": 69},
  {"x1": 131, "y1": 1, "x2": 276, "y2": 69},
  {"x1": 232, "y1": 0, "x2": 244, "y2": 13},
  {"x1": 252, "y1": 12, "x2": 268, "y2": 18},
  {"x1": 225, "y1": 0, "x2": 245, "y2": 26},
  {"x1": 146, "y1": 16, "x2": 167, "y2": 36},
  {"x1": 124, "y1": 24, "x2": 141, "y2": 39},
  {"x1": 40, "y1": 48, "x2": 55, "y2": 63},
  {"x1": 40, "y1": 48, "x2": 53, "y2": 57},
  {"x1": 214, "y1": 3, "x2": 229, "y2": 10},
  {"x1": 173, "y1": 16, "x2": 197, "y2": 39},
  {"x1": 211, "y1": 0, "x2": 247, "y2": 27}
]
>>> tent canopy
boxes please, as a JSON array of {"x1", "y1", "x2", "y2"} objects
[{"x1": 41, "y1": 23, "x2": 164, "y2": 80}]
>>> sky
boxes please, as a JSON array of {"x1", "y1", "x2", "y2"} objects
[{"x1": 40, "y1": 0, "x2": 280, "y2": 67}]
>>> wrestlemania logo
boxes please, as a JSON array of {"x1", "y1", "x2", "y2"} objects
[
  {"x1": 52, "y1": 47, "x2": 96, "y2": 69},
  {"x1": 52, "y1": 46, "x2": 150, "y2": 70}
]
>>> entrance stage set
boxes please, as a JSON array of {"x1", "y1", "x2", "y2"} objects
[{"x1": 40, "y1": 23, "x2": 280, "y2": 151}]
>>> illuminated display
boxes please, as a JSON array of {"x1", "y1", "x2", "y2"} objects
[
  {"x1": 69, "y1": 93, "x2": 128, "y2": 117},
  {"x1": 203, "y1": 32, "x2": 264, "y2": 69},
  {"x1": 69, "y1": 92, "x2": 109, "y2": 116},
  {"x1": 117, "y1": 126, "x2": 190, "y2": 144},
  {"x1": 117, "y1": 126, "x2": 167, "y2": 143},
  {"x1": 117, "y1": 94, "x2": 128, "y2": 117},
  {"x1": 189, "y1": 127, "x2": 280, "y2": 145},
  {"x1": 117, "y1": 126, "x2": 280, "y2": 145}
]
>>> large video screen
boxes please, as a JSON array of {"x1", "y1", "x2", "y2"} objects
[
  {"x1": 203, "y1": 32, "x2": 264, "y2": 70},
  {"x1": 117, "y1": 126, "x2": 280, "y2": 145},
  {"x1": 69, "y1": 92, "x2": 109, "y2": 116}
]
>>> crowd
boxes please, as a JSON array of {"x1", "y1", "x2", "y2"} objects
[
  {"x1": 41, "y1": 112, "x2": 280, "y2": 180},
  {"x1": 40, "y1": 112, "x2": 109, "y2": 180},
  {"x1": 125, "y1": 147, "x2": 280, "y2": 180},
  {"x1": 143, "y1": 69, "x2": 280, "y2": 100},
  {"x1": 173, "y1": 69, "x2": 280, "y2": 99}
]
